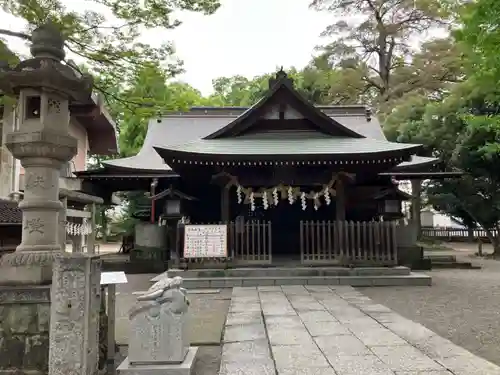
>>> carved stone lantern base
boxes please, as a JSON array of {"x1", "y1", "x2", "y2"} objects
[{"x1": 0, "y1": 253, "x2": 59, "y2": 285}]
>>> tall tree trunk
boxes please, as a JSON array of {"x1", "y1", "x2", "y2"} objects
[
  {"x1": 485, "y1": 227, "x2": 500, "y2": 257},
  {"x1": 493, "y1": 224, "x2": 500, "y2": 257},
  {"x1": 411, "y1": 179, "x2": 422, "y2": 240},
  {"x1": 101, "y1": 208, "x2": 108, "y2": 243},
  {"x1": 467, "y1": 227, "x2": 474, "y2": 241}
]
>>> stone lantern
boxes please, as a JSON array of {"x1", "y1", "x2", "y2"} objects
[{"x1": 0, "y1": 23, "x2": 93, "y2": 284}]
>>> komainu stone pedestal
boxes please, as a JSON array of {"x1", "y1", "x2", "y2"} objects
[
  {"x1": 117, "y1": 277, "x2": 198, "y2": 375},
  {"x1": 0, "y1": 286, "x2": 51, "y2": 375}
]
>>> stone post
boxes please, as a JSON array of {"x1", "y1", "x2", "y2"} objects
[
  {"x1": 48, "y1": 254, "x2": 101, "y2": 375},
  {"x1": 0, "y1": 23, "x2": 93, "y2": 284}
]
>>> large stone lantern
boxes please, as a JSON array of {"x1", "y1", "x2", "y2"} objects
[{"x1": 0, "y1": 24, "x2": 93, "y2": 284}]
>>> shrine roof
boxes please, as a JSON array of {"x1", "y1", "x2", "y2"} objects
[
  {"x1": 392, "y1": 155, "x2": 439, "y2": 171},
  {"x1": 99, "y1": 71, "x2": 432, "y2": 171},
  {"x1": 101, "y1": 106, "x2": 393, "y2": 171},
  {"x1": 153, "y1": 133, "x2": 421, "y2": 159}
]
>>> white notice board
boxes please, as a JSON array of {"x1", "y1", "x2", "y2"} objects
[
  {"x1": 183, "y1": 224, "x2": 228, "y2": 258},
  {"x1": 100, "y1": 271, "x2": 128, "y2": 285}
]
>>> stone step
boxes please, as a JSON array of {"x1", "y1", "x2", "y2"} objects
[
  {"x1": 425, "y1": 254, "x2": 457, "y2": 262},
  {"x1": 177, "y1": 273, "x2": 431, "y2": 289},
  {"x1": 163, "y1": 266, "x2": 411, "y2": 280},
  {"x1": 431, "y1": 261, "x2": 481, "y2": 269}
]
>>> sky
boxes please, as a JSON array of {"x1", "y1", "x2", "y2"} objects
[{"x1": 0, "y1": 0, "x2": 333, "y2": 95}]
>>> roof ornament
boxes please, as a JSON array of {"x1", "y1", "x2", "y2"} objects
[
  {"x1": 366, "y1": 107, "x2": 372, "y2": 122},
  {"x1": 268, "y1": 67, "x2": 294, "y2": 89},
  {"x1": 30, "y1": 22, "x2": 66, "y2": 62}
]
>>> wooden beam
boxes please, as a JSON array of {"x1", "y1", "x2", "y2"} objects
[
  {"x1": 66, "y1": 208, "x2": 92, "y2": 218},
  {"x1": 221, "y1": 187, "x2": 230, "y2": 222}
]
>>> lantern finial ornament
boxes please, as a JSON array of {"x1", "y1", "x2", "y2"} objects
[{"x1": 30, "y1": 23, "x2": 66, "y2": 61}]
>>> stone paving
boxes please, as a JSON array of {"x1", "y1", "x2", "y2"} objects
[{"x1": 221, "y1": 285, "x2": 500, "y2": 375}]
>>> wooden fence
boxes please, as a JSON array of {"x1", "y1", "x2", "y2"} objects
[
  {"x1": 228, "y1": 220, "x2": 272, "y2": 264},
  {"x1": 421, "y1": 226, "x2": 495, "y2": 242},
  {"x1": 300, "y1": 220, "x2": 398, "y2": 265}
]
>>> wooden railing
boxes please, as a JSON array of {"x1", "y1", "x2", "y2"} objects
[
  {"x1": 228, "y1": 220, "x2": 272, "y2": 264},
  {"x1": 300, "y1": 220, "x2": 398, "y2": 265},
  {"x1": 421, "y1": 226, "x2": 495, "y2": 242}
]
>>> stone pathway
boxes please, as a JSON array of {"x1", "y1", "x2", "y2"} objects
[{"x1": 220, "y1": 285, "x2": 500, "y2": 375}]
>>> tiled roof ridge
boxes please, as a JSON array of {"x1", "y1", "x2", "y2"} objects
[{"x1": 0, "y1": 198, "x2": 21, "y2": 224}]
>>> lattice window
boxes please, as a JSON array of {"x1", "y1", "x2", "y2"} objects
[{"x1": 48, "y1": 99, "x2": 62, "y2": 114}]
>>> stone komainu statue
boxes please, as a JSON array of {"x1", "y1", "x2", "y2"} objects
[
  {"x1": 128, "y1": 276, "x2": 191, "y2": 364},
  {"x1": 135, "y1": 276, "x2": 189, "y2": 312}
]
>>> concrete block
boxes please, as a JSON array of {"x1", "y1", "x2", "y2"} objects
[
  {"x1": 182, "y1": 279, "x2": 210, "y2": 289},
  {"x1": 271, "y1": 345, "x2": 330, "y2": 370},
  {"x1": 223, "y1": 323, "x2": 267, "y2": 343},
  {"x1": 277, "y1": 368, "x2": 336, "y2": 375},
  {"x1": 337, "y1": 277, "x2": 373, "y2": 286},
  {"x1": 242, "y1": 278, "x2": 275, "y2": 287},
  {"x1": 370, "y1": 345, "x2": 446, "y2": 372},
  {"x1": 306, "y1": 277, "x2": 339, "y2": 285},
  {"x1": 297, "y1": 310, "x2": 337, "y2": 323},
  {"x1": 268, "y1": 328, "x2": 315, "y2": 346},
  {"x1": 117, "y1": 347, "x2": 198, "y2": 375},
  {"x1": 224, "y1": 278, "x2": 243, "y2": 288},
  {"x1": 219, "y1": 360, "x2": 275, "y2": 375},
  {"x1": 303, "y1": 321, "x2": 352, "y2": 337},
  {"x1": 221, "y1": 340, "x2": 271, "y2": 363},
  {"x1": 225, "y1": 312, "x2": 263, "y2": 326},
  {"x1": 315, "y1": 335, "x2": 371, "y2": 356},
  {"x1": 274, "y1": 277, "x2": 307, "y2": 286},
  {"x1": 327, "y1": 355, "x2": 393, "y2": 375}
]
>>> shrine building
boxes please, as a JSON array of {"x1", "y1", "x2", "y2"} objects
[{"x1": 78, "y1": 70, "x2": 459, "y2": 269}]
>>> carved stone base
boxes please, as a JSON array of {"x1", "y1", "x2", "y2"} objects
[
  {"x1": 0, "y1": 264, "x2": 53, "y2": 285},
  {"x1": 0, "y1": 249, "x2": 63, "y2": 266},
  {"x1": 117, "y1": 347, "x2": 198, "y2": 375},
  {"x1": 0, "y1": 285, "x2": 51, "y2": 375}
]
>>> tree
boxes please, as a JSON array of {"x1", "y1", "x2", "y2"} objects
[
  {"x1": 112, "y1": 62, "x2": 212, "y2": 157},
  {"x1": 456, "y1": 0, "x2": 500, "y2": 85},
  {"x1": 387, "y1": 76, "x2": 500, "y2": 253},
  {"x1": 310, "y1": 0, "x2": 463, "y2": 110},
  {"x1": 0, "y1": 0, "x2": 220, "y2": 103}
]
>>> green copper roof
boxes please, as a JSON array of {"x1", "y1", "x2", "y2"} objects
[{"x1": 155, "y1": 136, "x2": 420, "y2": 156}]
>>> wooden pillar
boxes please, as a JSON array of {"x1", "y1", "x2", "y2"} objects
[
  {"x1": 411, "y1": 179, "x2": 422, "y2": 240},
  {"x1": 336, "y1": 179, "x2": 346, "y2": 221},
  {"x1": 59, "y1": 196, "x2": 67, "y2": 251},
  {"x1": 221, "y1": 186, "x2": 230, "y2": 223},
  {"x1": 87, "y1": 203, "x2": 97, "y2": 254}
]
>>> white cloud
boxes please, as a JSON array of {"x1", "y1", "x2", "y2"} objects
[{"x1": 0, "y1": 0, "x2": 331, "y2": 95}]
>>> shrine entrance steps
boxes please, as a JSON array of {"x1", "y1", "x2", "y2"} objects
[{"x1": 152, "y1": 266, "x2": 431, "y2": 288}]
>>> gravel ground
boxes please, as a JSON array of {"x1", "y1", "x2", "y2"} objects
[{"x1": 359, "y1": 242, "x2": 500, "y2": 366}]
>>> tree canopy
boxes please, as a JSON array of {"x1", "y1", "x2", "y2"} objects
[{"x1": 0, "y1": 0, "x2": 220, "y2": 103}]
